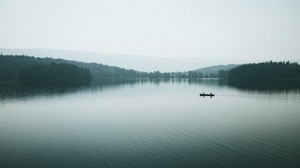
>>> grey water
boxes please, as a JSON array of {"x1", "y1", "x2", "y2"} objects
[{"x1": 0, "y1": 79, "x2": 300, "y2": 168}]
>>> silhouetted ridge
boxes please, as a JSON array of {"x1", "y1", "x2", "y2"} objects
[
  {"x1": 0, "y1": 55, "x2": 205, "y2": 81},
  {"x1": 224, "y1": 61, "x2": 300, "y2": 88},
  {"x1": 19, "y1": 63, "x2": 91, "y2": 85}
]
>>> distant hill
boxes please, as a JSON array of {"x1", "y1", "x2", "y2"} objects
[
  {"x1": 0, "y1": 55, "x2": 142, "y2": 81},
  {"x1": 195, "y1": 64, "x2": 239, "y2": 76},
  {"x1": 226, "y1": 61, "x2": 300, "y2": 89},
  {"x1": 19, "y1": 63, "x2": 91, "y2": 86},
  {"x1": 0, "y1": 55, "x2": 202, "y2": 81},
  {"x1": 0, "y1": 48, "x2": 248, "y2": 72},
  {"x1": 228, "y1": 61, "x2": 300, "y2": 82}
]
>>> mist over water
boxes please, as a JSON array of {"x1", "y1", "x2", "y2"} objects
[{"x1": 0, "y1": 79, "x2": 300, "y2": 168}]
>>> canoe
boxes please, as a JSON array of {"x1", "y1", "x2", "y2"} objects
[{"x1": 200, "y1": 93, "x2": 215, "y2": 97}]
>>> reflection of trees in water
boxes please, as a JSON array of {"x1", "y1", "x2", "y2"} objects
[
  {"x1": 90, "y1": 78, "x2": 221, "y2": 87},
  {"x1": 0, "y1": 82, "x2": 85, "y2": 101},
  {"x1": 2, "y1": 78, "x2": 299, "y2": 101},
  {"x1": 0, "y1": 79, "x2": 140, "y2": 101},
  {"x1": 0, "y1": 81, "x2": 105, "y2": 101},
  {"x1": 0, "y1": 78, "x2": 219, "y2": 101},
  {"x1": 224, "y1": 79, "x2": 300, "y2": 92},
  {"x1": 187, "y1": 78, "x2": 219, "y2": 86}
]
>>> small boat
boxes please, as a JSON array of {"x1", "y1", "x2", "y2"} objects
[{"x1": 200, "y1": 93, "x2": 214, "y2": 97}]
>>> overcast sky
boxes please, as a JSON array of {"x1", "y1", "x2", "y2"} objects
[{"x1": 0, "y1": 0, "x2": 299, "y2": 60}]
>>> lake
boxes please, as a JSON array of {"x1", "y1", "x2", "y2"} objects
[{"x1": 0, "y1": 79, "x2": 300, "y2": 168}]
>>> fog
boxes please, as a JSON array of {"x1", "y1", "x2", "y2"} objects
[{"x1": 0, "y1": 0, "x2": 299, "y2": 63}]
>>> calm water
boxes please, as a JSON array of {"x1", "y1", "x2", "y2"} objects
[{"x1": 0, "y1": 79, "x2": 300, "y2": 168}]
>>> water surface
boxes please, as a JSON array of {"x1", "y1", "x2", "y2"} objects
[{"x1": 0, "y1": 79, "x2": 300, "y2": 168}]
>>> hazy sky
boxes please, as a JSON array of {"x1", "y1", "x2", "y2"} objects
[{"x1": 0, "y1": 0, "x2": 299, "y2": 60}]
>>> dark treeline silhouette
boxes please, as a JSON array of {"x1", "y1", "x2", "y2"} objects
[
  {"x1": 19, "y1": 63, "x2": 91, "y2": 85},
  {"x1": 0, "y1": 54, "x2": 137, "y2": 81},
  {"x1": 220, "y1": 61, "x2": 300, "y2": 88},
  {"x1": 0, "y1": 55, "x2": 204, "y2": 82}
]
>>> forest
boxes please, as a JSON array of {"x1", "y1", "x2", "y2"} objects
[
  {"x1": 222, "y1": 61, "x2": 300, "y2": 86},
  {"x1": 19, "y1": 63, "x2": 91, "y2": 85},
  {"x1": 0, "y1": 55, "x2": 203, "y2": 82}
]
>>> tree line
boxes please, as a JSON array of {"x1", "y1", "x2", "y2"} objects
[
  {"x1": 219, "y1": 61, "x2": 300, "y2": 86},
  {"x1": 19, "y1": 63, "x2": 91, "y2": 85},
  {"x1": 0, "y1": 55, "x2": 204, "y2": 82}
]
